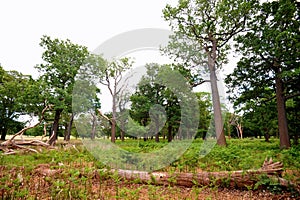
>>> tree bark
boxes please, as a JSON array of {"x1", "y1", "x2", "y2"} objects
[
  {"x1": 155, "y1": 119, "x2": 160, "y2": 143},
  {"x1": 64, "y1": 113, "x2": 74, "y2": 141},
  {"x1": 0, "y1": 128, "x2": 7, "y2": 141},
  {"x1": 113, "y1": 158, "x2": 291, "y2": 189},
  {"x1": 111, "y1": 90, "x2": 117, "y2": 143},
  {"x1": 168, "y1": 124, "x2": 173, "y2": 142},
  {"x1": 111, "y1": 118, "x2": 116, "y2": 143},
  {"x1": 206, "y1": 40, "x2": 226, "y2": 146},
  {"x1": 49, "y1": 109, "x2": 62, "y2": 145},
  {"x1": 91, "y1": 113, "x2": 97, "y2": 140},
  {"x1": 63, "y1": 123, "x2": 68, "y2": 140},
  {"x1": 275, "y1": 75, "x2": 290, "y2": 149}
]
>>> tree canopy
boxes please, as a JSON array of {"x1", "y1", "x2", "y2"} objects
[{"x1": 225, "y1": 0, "x2": 300, "y2": 148}]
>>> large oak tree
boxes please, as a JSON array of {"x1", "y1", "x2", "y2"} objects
[
  {"x1": 163, "y1": 0, "x2": 258, "y2": 146},
  {"x1": 36, "y1": 36, "x2": 89, "y2": 145}
]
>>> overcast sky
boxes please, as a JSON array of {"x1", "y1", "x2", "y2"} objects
[
  {"x1": 0, "y1": 0, "x2": 178, "y2": 75},
  {"x1": 0, "y1": 0, "x2": 236, "y2": 113}
]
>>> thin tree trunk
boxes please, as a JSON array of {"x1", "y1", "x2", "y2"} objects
[
  {"x1": 91, "y1": 113, "x2": 97, "y2": 140},
  {"x1": 49, "y1": 109, "x2": 62, "y2": 146},
  {"x1": 120, "y1": 129, "x2": 125, "y2": 142},
  {"x1": 238, "y1": 124, "x2": 243, "y2": 139},
  {"x1": 111, "y1": 118, "x2": 116, "y2": 143},
  {"x1": 155, "y1": 119, "x2": 160, "y2": 143},
  {"x1": 206, "y1": 40, "x2": 226, "y2": 146},
  {"x1": 264, "y1": 132, "x2": 270, "y2": 142},
  {"x1": 0, "y1": 128, "x2": 7, "y2": 141},
  {"x1": 111, "y1": 90, "x2": 117, "y2": 143},
  {"x1": 65, "y1": 113, "x2": 74, "y2": 141},
  {"x1": 63, "y1": 124, "x2": 68, "y2": 140},
  {"x1": 167, "y1": 124, "x2": 173, "y2": 142},
  {"x1": 275, "y1": 75, "x2": 290, "y2": 149}
]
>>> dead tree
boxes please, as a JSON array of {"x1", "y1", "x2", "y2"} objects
[
  {"x1": 113, "y1": 158, "x2": 298, "y2": 191},
  {"x1": 230, "y1": 113, "x2": 243, "y2": 139}
]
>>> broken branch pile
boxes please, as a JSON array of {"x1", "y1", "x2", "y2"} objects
[{"x1": 0, "y1": 105, "x2": 54, "y2": 155}]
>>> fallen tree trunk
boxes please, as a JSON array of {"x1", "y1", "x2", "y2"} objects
[{"x1": 113, "y1": 158, "x2": 298, "y2": 190}]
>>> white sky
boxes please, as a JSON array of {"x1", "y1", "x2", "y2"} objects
[
  {"x1": 0, "y1": 0, "x2": 236, "y2": 113},
  {"x1": 0, "y1": 0, "x2": 177, "y2": 75}
]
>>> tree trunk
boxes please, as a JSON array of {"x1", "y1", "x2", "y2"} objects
[
  {"x1": 202, "y1": 131, "x2": 207, "y2": 140},
  {"x1": 120, "y1": 118, "x2": 125, "y2": 142},
  {"x1": 155, "y1": 119, "x2": 160, "y2": 143},
  {"x1": 49, "y1": 109, "x2": 62, "y2": 146},
  {"x1": 63, "y1": 123, "x2": 68, "y2": 140},
  {"x1": 64, "y1": 113, "x2": 74, "y2": 141},
  {"x1": 120, "y1": 129, "x2": 125, "y2": 142},
  {"x1": 275, "y1": 75, "x2": 290, "y2": 149},
  {"x1": 114, "y1": 158, "x2": 289, "y2": 189},
  {"x1": 0, "y1": 128, "x2": 7, "y2": 141},
  {"x1": 167, "y1": 124, "x2": 173, "y2": 142},
  {"x1": 265, "y1": 133, "x2": 270, "y2": 142},
  {"x1": 111, "y1": 92, "x2": 117, "y2": 143},
  {"x1": 111, "y1": 118, "x2": 116, "y2": 143},
  {"x1": 206, "y1": 41, "x2": 226, "y2": 146},
  {"x1": 238, "y1": 124, "x2": 243, "y2": 139},
  {"x1": 91, "y1": 113, "x2": 97, "y2": 140}
]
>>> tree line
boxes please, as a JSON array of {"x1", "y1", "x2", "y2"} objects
[{"x1": 0, "y1": 0, "x2": 299, "y2": 149}]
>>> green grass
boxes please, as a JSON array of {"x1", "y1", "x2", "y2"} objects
[
  {"x1": 1, "y1": 138, "x2": 300, "y2": 172},
  {"x1": 0, "y1": 138, "x2": 299, "y2": 199},
  {"x1": 169, "y1": 138, "x2": 300, "y2": 172}
]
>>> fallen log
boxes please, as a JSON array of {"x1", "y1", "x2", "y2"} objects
[{"x1": 113, "y1": 158, "x2": 297, "y2": 190}]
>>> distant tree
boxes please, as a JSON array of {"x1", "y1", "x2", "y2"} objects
[
  {"x1": 163, "y1": 0, "x2": 258, "y2": 146},
  {"x1": 286, "y1": 97, "x2": 300, "y2": 145},
  {"x1": 85, "y1": 54, "x2": 133, "y2": 143},
  {"x1": 195, "y1": 92, "x2": 212, "y2": 140},
  {"x1": 130, "y1": 64, "x2": 170, "y2": 142},
  {"x1": 36, "y1": 36, "x2": 89, "y2": 145},
  {"x1": 130, "y1": 63, "x2": 200, "y2": 142},
  {"x1": 242, "y1": 100, "x2": 278, "y2": 141},
  {"x1": 229, "y1": 113, "x2": 243, "y2": 139}
]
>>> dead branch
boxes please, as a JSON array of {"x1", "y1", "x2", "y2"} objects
[
  {"x1": 42, "y1": 122, "x2": 53, "y2": 140},
  {"x1": 0, "y1": 105, "x2": 52, "y2": 154},
  {"x1": 97, "y1": 109, "x2": 111, "y2": 122}
]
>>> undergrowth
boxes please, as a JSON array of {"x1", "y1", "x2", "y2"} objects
[{"x1": 0, "y1": 138, "x2": 299, "y2": 199}]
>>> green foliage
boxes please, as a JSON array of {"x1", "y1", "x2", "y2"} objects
[
  {"x1": 129, "y1": 63, "x2": 201, "y2": 142},
  {"x1": 0, "y1": 66, "x2": 44, "y2": 140},
  {"x1": 225, "y1": 0, "x2": 300, "y2": 148},
  {"x1": 169, "y1": 138, "x2": 300, "y2": 172},
  {"x1": 195, "y1": 92, "x2": 212, "y2": 139},
  {"x1": 242, "y1": 100, "x2": 278, "y2": 139},
  {"x1": 1, "y1": 138, "x2": 299, "y2": 198},
  {"x1": 36, "y1": 35, "x2": 89, "y2": 110},
  {"x1": 162, "y1": 0, "x2": 258, "y2": 146},
  {"x1": 35, "y1": 36, "x2": 89, "y2": 142},
  {"x1": 130, "y1": 64, "x2": 181, "y2": 141}
]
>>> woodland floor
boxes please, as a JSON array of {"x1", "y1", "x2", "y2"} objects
[
  {"x1": 0, "y1": 164, "x2": 298, "y2": 200},
  {"x1": 0, "y1": 137, "x2": 299, "y2": 199}
]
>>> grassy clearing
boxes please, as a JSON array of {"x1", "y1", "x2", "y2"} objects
[{"x1": 0, "y1": 138, "x2": 299, "y2": 199}]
